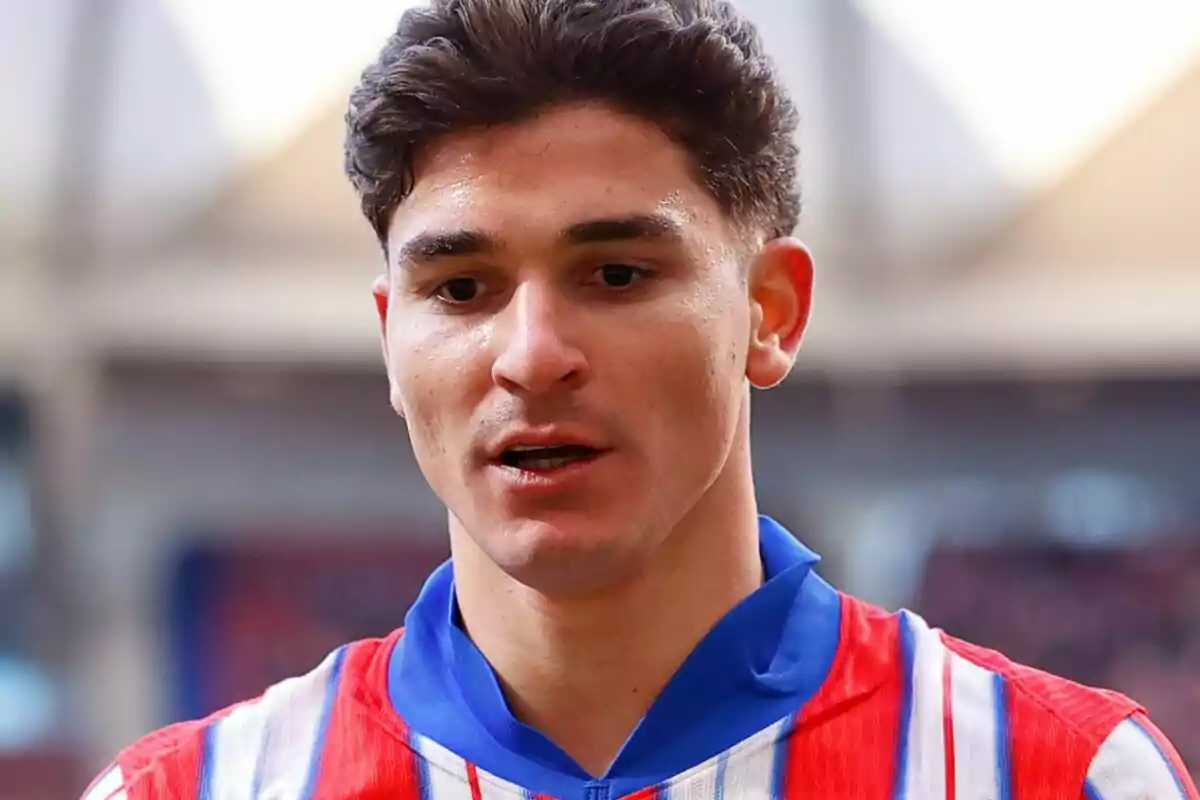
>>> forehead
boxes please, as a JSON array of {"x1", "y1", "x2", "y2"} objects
[{"x1": 387, "y1": 103, "x2": 732, "y2": 250}]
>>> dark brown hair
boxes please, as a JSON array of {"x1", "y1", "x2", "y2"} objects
[{"x1": 344, "y1": 0, "x2": 800, "y2": 249}]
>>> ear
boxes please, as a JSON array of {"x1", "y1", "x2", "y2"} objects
[
  {"x1": 372, "y1": 274, "x2": 405, "y2": 418},
  {"x1": 373, "y1": 273, "x2": 390, "y2": 329},
  {"x1": 745, "y1": 238, "x2": 814, "y2": 389}
]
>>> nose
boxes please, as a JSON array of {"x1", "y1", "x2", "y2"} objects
[{"x1": 491, "y1": 281, "x2": 588, "y2": 394}]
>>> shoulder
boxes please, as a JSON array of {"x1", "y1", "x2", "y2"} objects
[
  {"x1": 80, "y1": 714, "x2": 215, "y2": 800},
  {"x1": 80, "y1": 635, "x2": 397, "y2": 799},
  {"x1": 940, "y1": 627, "x2": 1141, "y2": 747},
  {"x1": 909, "y1": 605, "x2": 1195, "y2": 798},
  {"x1": 837, "y1": 596, "x2": 1195, "y2": 796},
  {"x1": 839, "y1": 594, "x2": 1143, "y2": 743},
  {"x1": 1084, "y1": 713, "x2": 1198, "y2": 799}
]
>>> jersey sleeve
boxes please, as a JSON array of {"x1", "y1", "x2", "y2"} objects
[
  {"x1": 1083, "y1": 713, "x2": 1198, "y2": 800},
  {"x1": 81, "y1": 765, "x2": 124, "y2": 800},
  {"x1": 79, "y1": 756, "x2": 189, "y2": 800},
  {"x1": 80, "y1": 763, "x2": 145, "y2": 800},
  {"x1": 79, "y1": 715, "x2": 214, "y2": 799}
]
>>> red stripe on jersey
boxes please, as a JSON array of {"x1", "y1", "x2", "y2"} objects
[
  {"x1": 778, "y1": 595, "x2": 904, "y2": 798},
  {"x1": 620, "y1": 784, "x2": 663, "y2": 800},
  {"x1": 310, "y1": 632, "x2": 426, "y2": 800},
  {"x1": 90, "y1": 713, "x2": 221, "y2": 799},
  {"x1": 942, "y1": 650, "x2": 956, "y2": 800},
  {"x1": 941, "y1": 635, "x2": 1139, "y2": 796},
  {"x1": 466, "y1": 761, "x2": 483, "y2": 800}
]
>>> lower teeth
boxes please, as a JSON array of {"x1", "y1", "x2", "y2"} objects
[{"x1": 520, "y1": 456, "x2": 576, "y2": 470}]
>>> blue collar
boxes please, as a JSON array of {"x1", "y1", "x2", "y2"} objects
[{"x1": 389, "y1": 516, "x2": 842, "y2": 800}]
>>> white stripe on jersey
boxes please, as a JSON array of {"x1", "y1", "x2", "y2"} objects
[
  {"x1": 206, "y1": 701, "x2": 263, "y2": 800},
  {"x1": 413, "y1": 735, "x2": 475, "y2": 800},
  {"x1": 947, "y1": 651, "x2": 1003, "y2": 800},
  {"x1": 475, "y1": 767, "x2": 533, "y2": 800},
  {"x1": 711, "y1": 716, "x2": 791, "y2": 800},
  {"x1": 899, "y1": 611, "x2": 948, "y2": 800},
  {"x1": 412, "y1": 714, "x2": 793, "y2": 800},
  {"x1": 412, "y1": 733, "x2": 532, "y2": 800},
  {"x1": 662, "y1": 756, "x2": 720, "y2": 800},
  {"x1": 659, "y1": 716, "x2": 782, "y2": 800},
  {"x1": 83, "y1": 765, "x2": 127, "y2": 800},
  {"x1": 205, "y1": 646, "x2": 343, "y2": 800},
  {"x1": 1086, "y1": 718, "x2": 1188, "y2": 800}
]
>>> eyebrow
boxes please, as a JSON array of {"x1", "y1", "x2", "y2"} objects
[
  {"x1": 394, "y1": 230, "x2": 496, "y2": 266},
  {"x1": 561, "y1": 213, "x2": 686, "y2": 247},
  {"x1": 393, "y1": 213, "x2": 685, "y2": 268}
]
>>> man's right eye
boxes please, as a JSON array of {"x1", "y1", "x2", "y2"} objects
[{"x1": 433, "y1": 277, "x2": 482, "y2": 304}]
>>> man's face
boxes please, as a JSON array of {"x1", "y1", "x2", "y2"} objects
[{"x1": 378, "y1": 103, "x2": 809, "y2": 594}]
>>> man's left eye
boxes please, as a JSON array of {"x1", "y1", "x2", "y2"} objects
[{"x1": 596, "y1": 264, "x2": 648, "y2": 288}]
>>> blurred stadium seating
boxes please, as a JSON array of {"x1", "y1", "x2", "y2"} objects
[{"x1": 919, "y1": 540, "x2": 1200, "y2": 771}]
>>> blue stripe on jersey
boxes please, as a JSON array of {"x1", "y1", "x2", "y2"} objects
[
  {"x1": 197, "y1": 721, "x2": 217, "y2": 800},
  {"x1": 993, "y1": 672, "x2": 1013, "y2": 800},
  {"x1": 298, "y1": 645, "x2": 348, "y2": 800},
  {"x1": 770, "y1": 713, "x2": 798, "y2": 800},
  {"x1": 892, "y1": 613, "x2": 917, "y2": 800},
  {"x1": 1084, "y1": 779, "x2": 1104, "y2": 800},
  {"x1": 714, "y1": 749, "x2": 729, "y2": 800},
  {"x1": 415, "y1": 733, "x2": 434, "y2": 800},
  {"x1": 1130, "y1": 716, "x2": 1190, "y2": 799}
]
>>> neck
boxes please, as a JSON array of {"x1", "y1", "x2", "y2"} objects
[{"x1": 451, "y1": 430, "x2": 763, "y2": 776}]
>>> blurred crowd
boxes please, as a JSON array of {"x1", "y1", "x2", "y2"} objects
[{"x1": 920, "y1": 540, "x2": 1200, "y2": 768}]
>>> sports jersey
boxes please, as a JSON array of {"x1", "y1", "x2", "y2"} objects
[{"x1": 83, "y1": 517, "x2": 1197, "y2": 799}]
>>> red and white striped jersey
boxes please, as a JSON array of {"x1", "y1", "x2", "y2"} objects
[
  {"x1": 83, "y1": 519, "x2": 1197, "y2": 800},
  {"x1": 83, "y1": 601, "x2": 1196, "y2": 800}
]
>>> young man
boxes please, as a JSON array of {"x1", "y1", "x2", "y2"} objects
[{"x1": 84, "y1": 1, "x2": 1195, "y2": 798}]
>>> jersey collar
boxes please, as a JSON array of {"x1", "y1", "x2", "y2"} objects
[{"x1": 389, "y1": 516, "x2": 842, "y2": 798}]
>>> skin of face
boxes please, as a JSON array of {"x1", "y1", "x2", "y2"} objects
[{"x1": 374, "y1": 102, "x2": 813, "y2": 597}]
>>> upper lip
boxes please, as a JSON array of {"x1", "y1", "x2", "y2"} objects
[{"x1": 485, "y1": 428, "x2": 610, "y2": 462}]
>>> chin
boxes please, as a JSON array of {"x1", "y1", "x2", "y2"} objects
[{"x1": 488, "y1": 512, "x2": 650, "y2": 595}]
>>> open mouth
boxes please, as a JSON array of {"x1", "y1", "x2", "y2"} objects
[{"x1": 497, "y1": 444, "x2": 603, "y2": 471}]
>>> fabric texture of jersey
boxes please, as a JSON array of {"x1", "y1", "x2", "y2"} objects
[{"x1": 83, "y1": 517, "x2": 1198, "y2": 800}]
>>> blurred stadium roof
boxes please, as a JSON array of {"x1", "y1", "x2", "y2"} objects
[
  {"x1": 132, "y1": 0, "x2": 1200, "y2": 194},
  {"x1": 2, "y1": 0, "x2": 1199, "y2": 378}
]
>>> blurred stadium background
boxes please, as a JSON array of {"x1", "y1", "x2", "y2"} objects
[{"x1": 3, "y1": 0, "x2": 1200, "y2": 795}]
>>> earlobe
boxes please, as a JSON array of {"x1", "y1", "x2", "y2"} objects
[{"x1": 745, "y1": 238, "x2": 814, "y2": 389}]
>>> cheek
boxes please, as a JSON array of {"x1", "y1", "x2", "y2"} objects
[
  {"x1": 388, "y1": 323, "x2": 484, "y2": 459},
  {"x1": 683, "y1": 279, "x2": 750, "y2": 392},
  {"x1": 635, "y1": 302, "x2": 747, "y2": 433}
]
